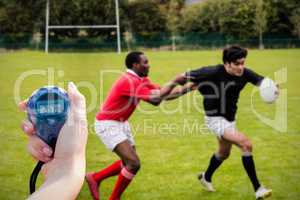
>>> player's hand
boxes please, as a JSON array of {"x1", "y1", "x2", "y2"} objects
[
  {"x1": 275, "y1": 83, "x2": 280, "y2": 96},
  {"x1": 190, "y1": 83, "x2": 199, "y2": 90},
  {"x1": 174, "y1": 73, "x2": 188, "y2": 85}
]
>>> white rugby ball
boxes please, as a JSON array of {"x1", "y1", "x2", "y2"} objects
[{"x1": 259, "y1": 77, "x2": 278, "y2": 103}]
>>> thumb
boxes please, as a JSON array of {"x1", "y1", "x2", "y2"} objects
[{"x1": 67, "y1": 82, "x2": 86, "y2": 120}]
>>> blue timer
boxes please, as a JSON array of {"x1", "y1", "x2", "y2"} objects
[{"x1": 27, "y1": 86, "x2": 70, "y2": 148}]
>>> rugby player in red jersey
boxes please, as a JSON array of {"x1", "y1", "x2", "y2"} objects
[{"x1": 85, "y1": 51, "x2": 187, "y2": 200}]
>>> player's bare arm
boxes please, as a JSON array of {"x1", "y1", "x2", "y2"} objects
[
  {"x1": 146, "y1": 74, "x2": 187, "y2": 105},
  {"x1": 164, "y1": 82, "x2": 198, "y2": 100}
]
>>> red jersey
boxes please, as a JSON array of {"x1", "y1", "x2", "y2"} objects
[{"x1": 96, "y1": 70, "x2": 160, "y2": 121}]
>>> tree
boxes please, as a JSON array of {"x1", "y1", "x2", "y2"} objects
[
  {"x1": 219, "y1": 0, "x2": 257, "y2": 39},
  {"x1": 80, "y1": 0, "x2": 129, "y2": 38},
  {"x1": 290, "y1": 8, "x2": 300, "y2": 39},
  {"x1": 179, "y1": 0, "x2": 222, "y2": 33},
  {"x1": 264, "y1": 0, "x2": 298, "y2": 36},
  {"x1": 254, "y1": 0, "x2": 267, "y2": 49},
  {"x1": 154, "y1": 0, "x2": 185, "y2": 7},
  {"x1": 127, "y1": 0, "x2": 167, "y2": 37},
  {"x1": 166, "y1": 0, "x2": 182, "y2": 50},
  {"x1": 0, "y1": 0, "x2": 46, "y2": 34}
]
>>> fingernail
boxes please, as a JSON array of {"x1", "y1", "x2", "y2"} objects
[
  {"x1": 23, "y1": 124, "x2": 29, "y2": 132},
  {"x1": 42, "y1": 147, "x2": 53, "y2": 156},
  {"x1": 68, "y1": 81, "x2": 76, "y2": 89}
]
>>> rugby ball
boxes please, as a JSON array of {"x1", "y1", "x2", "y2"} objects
[{"x1": 259, "y1": 77, "x2": 278, "y2": 103}]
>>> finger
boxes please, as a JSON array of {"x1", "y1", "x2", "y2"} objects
[
  {"x1": 275, "y1": 84, "x2": 280, "y2": 95},
  {"x1": 190, "y1": 83, "x2": 199, "y2": 90},
  {"x1": 21, "y1": 120, "x2": 35, "y2": 136},
  {"x1": 28, "y1": 136, "x2": 53, "y2": 162},
  {"x1": 68, "y1": 82, "x2": 86, "y2": 107},
  {"x1": 27, "y1": 143, "x2": 52, "y2": 163},
  {"x1": 185, "y1": 75, "x2": 196, "y2": 80},
  {"x1": 67, "y1": 82, "x2": 87, "y2": 120},
  {"x1": 31, "y1": 136, "x2": 53, "y2": 156},
  {"x1": 41, "y1": 163, "x2": 48, "y2": 177},
  {"x1": 18, "y1": 99, "x2": 28, "y2": 111},
  {"x1": 41, "y1": 163, "x2": 51, "y2": 178}
]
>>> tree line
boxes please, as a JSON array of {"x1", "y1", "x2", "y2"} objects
[{"x1": 0, "y1": 0, "x2": 299, "y2": 48}]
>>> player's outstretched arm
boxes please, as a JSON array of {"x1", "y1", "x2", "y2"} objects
[
  {"x1": 164, "y1": 82, "x2": 198, "y2": 101},
  {"x1": 147, "y1": 74, "x2": 187, "y2": 106}
]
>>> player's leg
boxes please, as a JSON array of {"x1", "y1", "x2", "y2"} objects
[
  {"x1": 86, "y1": 120, "x2": 133, "y2": 200},
  {"x1": 92, "y1": 120, "x2": 135, "y2": 182},
  {"x1": 199, "y1": 116, "x2": 234, "y2": 190},
  {"x1": 86, "y1": 159, "x2": 122, "y2": 200},
  {"x1": 223, "y1": 130, "x2": 271, "y2": 199},
  {"x1": 109, "y1": 140, "x2": 140, "y2": 200},
  {"x1": 204, "y1": 138, "x2": 232, "y2": 182},
  {"x1": 223, "y1": 130, "x2": 260, "y2": 190},
  {"x1": 199, "y1": 137, "x2": 232, "y2": 191},
  {"x1": 91, "y1": 160, "x2": 122, "y2": 183}
]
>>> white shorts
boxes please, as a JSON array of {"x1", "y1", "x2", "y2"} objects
[
  {"x1": 204, "y1": 116, "x2": 236, "y2": 138},
  {"x1": 94, "y1": 120, "x2": 135, "y2": 151}
]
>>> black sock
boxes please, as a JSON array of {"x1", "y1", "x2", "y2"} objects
[
  {"x1": 204, "y1": 154, "x2": 223, "y2": 182},
  {"x1": 242, "y1": 155, "x2": 261, "y2": 191}
]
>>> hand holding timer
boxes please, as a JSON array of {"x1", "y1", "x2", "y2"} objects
[{"x1": 27, "y1": 86, "x2": 69, "y2": 194}]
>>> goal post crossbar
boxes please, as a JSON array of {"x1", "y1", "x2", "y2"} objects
[
  {"x1": 48, "y1": 25, "x2": 118, "y2": 29},
  {"x1": 45, "y1": 0, "x2": 121, "y2": 53}
]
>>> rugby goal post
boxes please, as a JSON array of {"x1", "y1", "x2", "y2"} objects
[{"x1": 45, "y1": 0, "x2": 121, "y2": 53}]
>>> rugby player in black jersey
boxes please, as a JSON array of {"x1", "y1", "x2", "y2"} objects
[{"x1": 166, "y1": 45, "x2": 274, "y2": 199}]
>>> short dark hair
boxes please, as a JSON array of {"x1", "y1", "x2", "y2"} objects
[
  {"x1": 222, "y1": 45, "x2": 247, "y2": 64},
  {"x1": 125, "y1": 51, "x2": 144, "y2": 69}
]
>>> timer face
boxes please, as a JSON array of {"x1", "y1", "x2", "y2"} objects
[
  {"x1": 27, "y1": 86, "x2": 69, "y2": 148},
  {"x1": 36, "y1": 100, "x2": 65, "y2": 115}
]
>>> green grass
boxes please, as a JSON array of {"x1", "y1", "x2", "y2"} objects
[{"x1": 0, "y1": 49, "x2": 300, "y2": 200}]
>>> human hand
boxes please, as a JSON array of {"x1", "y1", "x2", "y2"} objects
[
  {"x1": 275, "y1": 83, "x2": 280, "y2": 96},
  {"x1": 173, "y1": 73, "x2": 188, "y2": 85},
  {"x1": 19, "y1": 82, "x2": 88, "y2": 174},
  {"x1": 22, "y1": 82, "x2": 88, "y2": 199},
  {"x1": 19, "y1": 104, "x2": 53, "y2": 163}
]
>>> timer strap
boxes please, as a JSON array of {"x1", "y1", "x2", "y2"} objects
[{"x1": 29, "y1": 161, "x2": 44, "y2": 194}]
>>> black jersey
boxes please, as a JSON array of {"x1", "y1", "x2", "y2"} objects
[{"x1": 186, "y1": 64, "x2": 264, "y2": 121}]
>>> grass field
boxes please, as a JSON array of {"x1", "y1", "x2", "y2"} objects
[{"x1": 0, "y1": 49, "x2": 300, "y2": 200}]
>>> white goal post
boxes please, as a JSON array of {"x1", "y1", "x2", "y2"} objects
[{"x1": 45, "y1": 0, "x2": 121, "y2": 53}]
